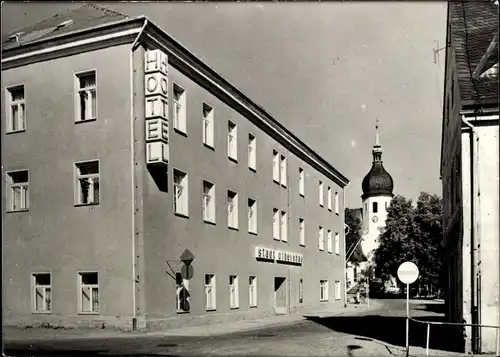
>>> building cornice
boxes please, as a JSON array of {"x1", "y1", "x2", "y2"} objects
[{"x1": 1, "y1": 15, "x2": 349, "y2": 187}]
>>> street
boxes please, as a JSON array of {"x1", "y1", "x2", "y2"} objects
[{"x1": 3, "y1": 299, "x2": 469, "y2": 357}]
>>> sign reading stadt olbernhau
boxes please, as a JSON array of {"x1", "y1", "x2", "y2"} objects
[{"x1": 145, "y1": 49, "x2": 169, "y2": 166}]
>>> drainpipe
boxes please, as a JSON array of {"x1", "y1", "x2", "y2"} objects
[
  {"x1": 461, "y1": 115, "x2": 480, "y2": 353},
  {"x1": 130, "y1": 19, "x2": 148, "y2": 331},
  {"x1": 343, "y1": 186, "x2": 348, "y2": 308}
]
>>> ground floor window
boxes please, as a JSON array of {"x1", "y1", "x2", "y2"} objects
[
  {"x1": 320, "y1": 280, "x2": 329, "y2": 301},
  {"x1": 229, "y1": 275, "x2": 239, "y2": 309},
  {"x1": 249, "y1": 276, "x2": 257, "y2": 307},
  {"x1": 205, "y1": 274, "x2": 216, "y2": 310},
  {"x1": 32, "y1": 273, "x2": 51, "y2": 313},
  {"x1": 79, "y1": 272, "x2": 99, "y2": 313},
  {"x1": 335, "y1": 280, "x2": 341, "y2": 300},
  {"x1": 299, "y1": 278, "x2": 304, "y2": 304},
  {"x1": 176, "y1": 272, "x2": 191, "y2": 313}
]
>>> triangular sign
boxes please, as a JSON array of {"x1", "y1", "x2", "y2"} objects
[{"x1": 180, "y1": 249, "x2": 195, "y2": 265}]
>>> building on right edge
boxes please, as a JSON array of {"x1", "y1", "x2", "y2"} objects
[{"x1": 440, "y1": 1, "x2": 499, "y2": 354}]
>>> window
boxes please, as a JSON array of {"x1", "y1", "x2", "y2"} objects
[
  {"x1": 174, "y1": 169, "x2": 189, "y2": 216},
  {"x1": 76, "y1": 71, "x2": 97, "y2": 121},
  {"x1": 319, "y1": 226, "x2": 324, "y2": 251},
  {"x1": 280, "y1": 211, "x2": 288, "y2": 242},
  {"x1": 327, "y1": 187, "x2": 332, "y2": 211},
  {"x1": 229, "y1": 275, "x2": 239, "y2": 309},
  {"x1": 299, "y1": 279, "x2": 304, "y2": 304},
  {"x1": 299, "y1": 218, "x2": 305, "y2": 246},
  {"x1": 249, "y1": 276, "x2": 257, "y2": 307},
  {"x1": 320, "y1": 280, "x2": 329, "y2": 301},
  {"x1": 175, "y1": 273, "x2": 190, "y2": 313},
  {"x1": 173, "y1": 84, "x2": 186, "y2": 133},
  {"x1": 227, "y1": 190, "x2": 238, "y2": 229},
  {"x1": 272, "y1": 150, "x2": 279, "y2": 182},
  {"x1": 335, "y1": 280, "x2": 341, "y2": 300},
  {"x1": 228, "y1": 121, "x2": 238, "y2": 161},
  {"x1": 205, "y1": 274, "x2": 216, "y2": 310},
  {"x1": 202, "y1": 180, "x2": 215, "y2": 223},
  {"x1": 280, "y1": 155, "x2": 287, "y2": 187},
  {"x1": 248, "y1": 134, "x2": 256, "y2": 171},
  {"x1": 6, "y1": 170, "x2": 29, "y2": 212},
  {"x1": 202, "y1": 103, "x2": 214, "y2": 148},
  {"x1": 385, "y1": 201, "x2": 388, "y2": 210},
  {"x1": 7, "y1": 85, "x2": 25, "y2": 132},
  {"x1": 327, "y1": 230, "x2": 333, "y2": 253},
  {"x1": 75, "y1": 161, "x2": 99, "y2": 205},
  {"x1": 32, "y1": 273, "x2": 51, "y2": 313},
  {"x1": 299, "y1": 168, "x2": 305, "y2": 196},
  {"x1": 335, "y1": 192, "x2": 339, "y2": 214},
  {"x1": 248, "y1": 198, "x2": 257, "y2": 234},
  {"x1": 273, "y1": 208, "x2": 280, "y2": 240},
  {"x1": 79, "y1": 272, "x2": 99, "y2": 313},
  {"x1": 373, "y1": 201, "x2": 378, "y2": 213},
  {"x1": 364, "y1": 203, "x2": 368, "y2": 213},
  {"x1": 335, "y1": 232, "x2": 340, "y2": 255},
  {"x1": 319, "y1": 181, "x2": 324, "y2": 207}
]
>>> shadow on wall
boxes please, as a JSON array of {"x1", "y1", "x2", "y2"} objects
[{"x1": 303, "y1": 314, "x2": 465, "y2": 353}]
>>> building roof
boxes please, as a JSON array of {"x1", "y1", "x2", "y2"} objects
[
  {"x1": 1, "y1": 4, "x2": 350, "y2": 187},
  {"x1": 2, "y1": 4, "x2": 129, "y2": 50},
  {"x1": 361, "y1": 124, "x2": 394, "y2": 200},
  {"x1": 449, "y1": 1, "x2": 499, "y2": 105}
]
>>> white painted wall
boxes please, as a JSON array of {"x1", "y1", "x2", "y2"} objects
[
  {"x1": 476, "y1": 123, "x2": 499, "y2": 353},
  {"x1": 361, "y1": 195, "x2": 393, "y2": 261}
]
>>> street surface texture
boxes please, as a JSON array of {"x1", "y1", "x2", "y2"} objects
[{"x1": 3, "y1": 299, "x2": 495, "y2": 357}]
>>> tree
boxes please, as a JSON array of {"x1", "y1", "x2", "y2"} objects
[
  {"x1": 373, "y1": 192, "x2": 444, "y2": 292},
  {"x1": 345, "y1": 208, "x2": 367, "y2": 264},
  {"x1": 374, "y1": 195, "x2": 416, "y2": 280},
  {"x1": 412, "y1": 192, "x2": 443, "y2": 290}
]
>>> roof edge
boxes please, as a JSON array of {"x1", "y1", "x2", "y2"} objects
[
  {"x1": 1, "y1": 11, "x2": 349, "y2": 187},
  {"x1": 141, "y1": 19, "x2": 350, "y2": 187}
]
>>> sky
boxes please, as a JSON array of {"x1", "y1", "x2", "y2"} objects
[{"x1": 1, "y1": 1, "x2": 448, "y2": 208}]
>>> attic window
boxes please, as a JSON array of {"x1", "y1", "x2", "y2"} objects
[
  {"x1": 8, "y1": 32, "x2": 24, "y2": 43},
  {"x1": 481, "y1": 63, "x2": 499, "y2": 79},
  {"x1": 55, "y1": 19, "x2": 74, "y2": 30}
]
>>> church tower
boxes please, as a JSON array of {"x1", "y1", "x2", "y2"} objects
[{"x1": 360, "y1": 121, "x2": 394, "y2": 263}]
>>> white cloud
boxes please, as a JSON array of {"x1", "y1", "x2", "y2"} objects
[
  {"x1": 360, "y1": 104, "x2": 366, "y2": 111},
  {"x1": 351, "y1": 140, "x2": 357, "y2": 147}
]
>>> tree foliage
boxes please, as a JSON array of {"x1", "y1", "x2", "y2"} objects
[
  {"x1": 345, "y1": 208, "x2": 367, "y2": 264},
  {"x1": 374, "y1": 192, "x2": 443, "y2": 289}
]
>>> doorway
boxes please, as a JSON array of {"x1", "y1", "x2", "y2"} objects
[{"x1": 274, "y1": 277, "x2": 288, "y2": 314}]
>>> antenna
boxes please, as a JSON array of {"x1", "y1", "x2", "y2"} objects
[{"x1": 433, "y1": 40, "x2": 447, "y2": 67}]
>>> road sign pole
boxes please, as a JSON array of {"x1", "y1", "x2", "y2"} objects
[{"x1": 406, "y1": 282, "x2": 410, "y2": 356}]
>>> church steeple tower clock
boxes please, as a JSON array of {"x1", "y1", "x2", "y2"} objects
[{"x1": 360, "y1": 120, "x2": 394, "y2": 262}]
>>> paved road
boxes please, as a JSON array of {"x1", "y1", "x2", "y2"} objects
[{"x1": 3, "y1": 299, "x2": 469, "y2": 357}]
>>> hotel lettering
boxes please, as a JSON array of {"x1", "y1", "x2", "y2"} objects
[{"x1": 145, "y1": 49, "x2": 169, "y2": 166}]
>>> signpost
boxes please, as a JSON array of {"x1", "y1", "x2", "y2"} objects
[{"x1": 397, "y1": 261, "x2": 420, "y2": 356}]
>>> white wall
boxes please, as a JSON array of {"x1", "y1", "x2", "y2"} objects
[{"x1": 361, "y1": 195, "x2": 393, "y2": 260}]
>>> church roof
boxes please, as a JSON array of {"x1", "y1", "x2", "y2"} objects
[
  {"x1": 361, "y1": 122, "x2": 394, "y2": 199},
  {"x1": 361, "y1": 161, "x2": 394, "y2": 199}
]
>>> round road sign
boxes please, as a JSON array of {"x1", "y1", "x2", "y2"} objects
[{"x1": 397, "y1": 261, "x2": 419, "y2": 284}]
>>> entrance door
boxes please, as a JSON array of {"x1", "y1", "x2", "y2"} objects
[{"x1": 274, "y1": 277, "x2": 288, "y2": 314}]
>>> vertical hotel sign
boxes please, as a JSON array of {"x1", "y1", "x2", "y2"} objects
[{"x1": 145, "y1": 49, "x2": 169, "y2": 166}]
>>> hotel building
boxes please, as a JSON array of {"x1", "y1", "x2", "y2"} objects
[{"x1": 2, "y1": 4, "x2": 349, "y2": 330}]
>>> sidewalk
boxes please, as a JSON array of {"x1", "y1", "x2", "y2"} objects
[{"x1": 3, "y1": 302, "x2": 379, "y2": 342}]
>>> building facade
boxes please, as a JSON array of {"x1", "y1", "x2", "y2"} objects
[
  {"x1": 440, "y1": 1, "x2": 499, "y2": 353},
  {"x1": 2, "y1": 5, "x2": 349, "y2": 331}
]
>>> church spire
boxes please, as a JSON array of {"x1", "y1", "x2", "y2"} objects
[{"x1": 372, "y1": 119, "x2": 383, "y2": 162}]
